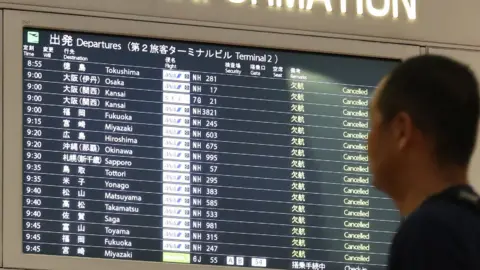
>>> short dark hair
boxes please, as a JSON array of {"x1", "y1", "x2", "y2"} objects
[{"x1": 378, "y1": 54, "x2": 480, "y2": 166}]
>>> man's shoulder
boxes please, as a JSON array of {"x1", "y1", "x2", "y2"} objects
[
  {"x1": 409, "y1": 196, "x2": 480, "y2": 225},
  {"x1": 388, "y1": 189, "x2": 480, "y2": 269},
  {"x1": 395, "y1": 197, "x2": 480, "y2": 247},
  {"x1": 401, "y1": 198, "x2": 480, "y2": 234}
]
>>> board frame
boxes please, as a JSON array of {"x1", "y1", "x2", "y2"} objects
[
  {"x1": 0, "y1": 9, "x2": 3, "y2": 268},
  {"x1": 3, "y1": 9, "x2": 420, "y2": 270}
]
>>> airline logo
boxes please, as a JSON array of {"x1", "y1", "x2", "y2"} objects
[
  {"x1": 163, "y1": 127, "x2": 190, "y2": 138},
  {"x1": 163, "y1": 229, "x2": 191, "y2": 241},
  {"x1": 163, "y1": 93, "x2": 190, "y2": 104},
  {"x1": 162, "y1": 206, "x2": 191, "y2": 218},
  {"x1": 163, "y1": 70, "x2": 191, "y2": 82},
  {"x1": 163, "y1": 138, "x2": 190, "y2": 149},
  {"x1": 163, "y1": 149, "x2": 190, "y2": 161},
  {"x1": 163, "y1": 241, "x2": 191, "y2": 252},
  {"x1": 163, "y1": 217, "x2": 190, "y2": 229},
  {"x1": 163, "y1": 81, "x2": 191, "y2": 93},
  {"x1": 163, "y1": 172, "x2": 191, "y2": 184},
  {"x1": 163, "y1": 161, "x2": 190, "y2": 172},
  {"x1": 163, "y1": 195, "x2": 191, "y2": 206},
  {"x1": 163, "y1": 115, "x2": 191, "y2": 127},
  {"x1": 163, "y1": 104, "x2": 190, "y2": 116},
  {"x1": 163, "y1": 183, "x2": 191, "y2": 195}
]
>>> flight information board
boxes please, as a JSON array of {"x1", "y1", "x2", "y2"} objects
[{"x1": 22, "y1": 28, "x2": 400, "y2": 270}]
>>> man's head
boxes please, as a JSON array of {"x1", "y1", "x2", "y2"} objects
[{"x1": 368, "y1": 55, "x2": 479, "y2": 197}]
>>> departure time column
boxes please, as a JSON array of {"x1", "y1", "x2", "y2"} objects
[{"x1": 23, "y1": 43, "x2": 51, "y2": 255}]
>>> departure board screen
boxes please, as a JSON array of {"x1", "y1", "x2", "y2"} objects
[{"x1": 22, "y1": 28, "x2": 400, "y2": 270}]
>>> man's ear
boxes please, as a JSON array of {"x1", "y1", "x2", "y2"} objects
[{"x1": 391, "y1": 112, "x2": 413, "y2": 150}]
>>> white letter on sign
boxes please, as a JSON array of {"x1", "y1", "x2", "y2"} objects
[
  {"x1": 366, "y1": 0, "x2": 390, "y2": 17},
  {"x1": 306, "y1": 0, "x2": 333, "y2": 12}
]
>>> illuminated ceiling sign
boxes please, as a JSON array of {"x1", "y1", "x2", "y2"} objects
[{"x1": 227, "y1": 0, "x2": 417, "y2": 20}]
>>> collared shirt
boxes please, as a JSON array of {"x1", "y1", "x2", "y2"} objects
[{"x1": 388, "y1": 185, "x2": 480, "y2": 270}]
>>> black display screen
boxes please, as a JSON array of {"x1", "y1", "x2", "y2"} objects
[{"x1": 22, "y1": 28, "x2": 400, "y2": 270}]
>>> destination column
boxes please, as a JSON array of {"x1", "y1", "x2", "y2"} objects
[
  {"x1": 59, "y1": 54, "x2": 103, "y2": 258},
  {"x1": 59, "y1": 40, "x2": 167, "y2": 260}
]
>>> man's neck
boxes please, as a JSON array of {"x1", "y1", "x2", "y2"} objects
[{"x1": 394, "y1": 167, "x2": 468, "y2": 217}]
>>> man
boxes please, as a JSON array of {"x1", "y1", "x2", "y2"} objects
[{"x1": 368, "y1": 55, "x2": 480, "y2": 269}]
